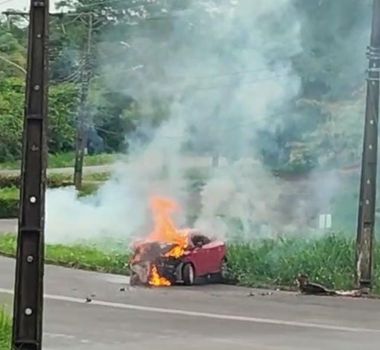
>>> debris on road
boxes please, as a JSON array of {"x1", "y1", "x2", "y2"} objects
[{"x1": 296, "y1": 274, "x2": 361, "y2": 297}]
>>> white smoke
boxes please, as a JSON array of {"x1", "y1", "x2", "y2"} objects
[{"x1": 45, "y1": 0, "x2": 304, "y2": 243}]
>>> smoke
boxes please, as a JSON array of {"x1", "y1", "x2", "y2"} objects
[{"x1": 45, "y1": 0, "x2": 365, "y2": 243}]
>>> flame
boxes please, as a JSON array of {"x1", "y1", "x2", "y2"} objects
[
  {"x1": 165, "y1": 245, "x2": 185, "y2": 259},
  {"x1": 144, "y1": 197, "x2": 189, "y2": 285},
  {"x1": 147, "y1": 197, "x2": 188, "y2": 248},
  {"x1": 149, "y1": 265, "x2": 171, "y2": 287}
]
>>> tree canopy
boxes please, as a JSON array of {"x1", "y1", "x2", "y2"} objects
[{"x1": 0, "y1": 0, "x2": 372, "y2": 171}]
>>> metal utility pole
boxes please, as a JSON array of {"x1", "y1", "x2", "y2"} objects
[
  {"x1": 74, "y1": 13, "x2": 93, "y2": 190},
  {"x1": 12, "y1": 0, "x2": 49, "y2": 348},
  {"x1": 356, "y1": 0, "x2": 380, "y2": 291}
]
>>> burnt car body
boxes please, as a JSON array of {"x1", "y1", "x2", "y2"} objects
[{"x1": 130, "y1": 231, "x2": 227, "y2": 286}]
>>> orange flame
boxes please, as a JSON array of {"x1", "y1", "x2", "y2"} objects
[
  {"x1": 147, "y1": 197, "x2": 188, "y2": 247},
  {"x1": 144, "y1": 197, "x2": 189, "y2": 285},
  {"x1": 149, "y1": 265, "x2": 171, "y2": 287}
]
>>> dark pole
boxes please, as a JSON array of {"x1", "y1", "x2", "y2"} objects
[
  {"x1": 12, "y1": 0, "x2": 49, "y2": 348},
  {"x1": 74, "y1": 13, "x2": 93, "y2": 190},
  {"x1": 356, "y1": 0, "x2": 380, "y2": 291}
]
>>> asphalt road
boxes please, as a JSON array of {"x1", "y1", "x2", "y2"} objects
[{"x1": 1, "y1": 257, "x2": 380, "y2": 350}]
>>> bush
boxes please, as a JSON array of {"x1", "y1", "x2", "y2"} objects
[
  {"x1": 0, "y1": 181, "x2": 101, "y2": 218},
  {"x1": 0, "y1": 175, "x2": 19, "y2": 188},
  {"x1": 0, "y1": 173, "x2": 73, "y2": 189},
  {"x1": 0, "y1": 187, "x2": 18, "y2": 218}
]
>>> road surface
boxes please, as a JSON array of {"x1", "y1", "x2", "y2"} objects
[
  {"x1": 1, "y1": 257, "x2": 380, "y2": 349},
  {"x1": 0, "y1": 218, "x2": 16, "y2": 233}
]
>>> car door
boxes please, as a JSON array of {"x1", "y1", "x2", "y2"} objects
[
  {"x1": 202, "y1": 241, "x2": 224, "y2": 273},
  {"x1": 188, "y1": 245, "x2": 210, "y2": 277}
]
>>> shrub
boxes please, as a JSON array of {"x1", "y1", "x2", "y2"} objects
[{"x1": 0, "y1": 187, "x2": 18, "y2": 218}]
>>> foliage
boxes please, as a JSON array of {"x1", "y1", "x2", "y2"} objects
[
  {"x1": 0, "y1": 1, "x2": 374, "y2": 172},
  {"x1": 0, "y1": 187, "x2": 19, "y2": 218},
  {"x1": 0, "y1": 22, "x2": 26, "y2": 79},
  {"x1": 0, "y1": 77, "x2": 79, "y2": 162},
  {"x1": 0, "y1": 307, "x2": 11, "y2": 350},
  {"x1": 49, "y1": 83, "x2": 79, "y2": 153},
  {"x1": 0, "y1": 174, "x2": 72, "y2": 189},
  {"x1": 0, "y1": 77, "x2": 24, "y2": 162}
]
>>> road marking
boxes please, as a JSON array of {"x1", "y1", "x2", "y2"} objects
[{"x1": 0, "y1": 287, "x2": 379, "y2": 333}]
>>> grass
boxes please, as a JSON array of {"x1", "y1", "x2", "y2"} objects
[
  {"x1": 0, "y1": 182, "x2": 101, "y2": 201},
  {"x1": 0, "y1": 234, "x2": 130, "y2": 274},
  {"x1": 0, "y1": 308, "x2": 11, "y2": 350},
  {"x1": 227, "y1": 234, "x2": 359, "y2": 291},
  {"x1": 0, "y1": 152, "x2": 119, "y2": 170},
  {"x1": 0, "y1": 232, "x2": 378, "y2": 293}
]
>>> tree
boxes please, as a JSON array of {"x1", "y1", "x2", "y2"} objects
[{"x1": 0, "y1": 77, "x2": 24, "y2": 161}]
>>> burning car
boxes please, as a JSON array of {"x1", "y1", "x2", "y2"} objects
[{"x1": 129, "y1": 197, "x2": 228, "y2": 287}]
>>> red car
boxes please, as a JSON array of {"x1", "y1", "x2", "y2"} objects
[{"x1": 130, "y1": 230, "x2": 228, "y2": 286}]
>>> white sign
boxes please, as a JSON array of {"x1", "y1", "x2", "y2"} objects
[{"x1": 319, "y1": 214, "x2": 332, "y2": 229}]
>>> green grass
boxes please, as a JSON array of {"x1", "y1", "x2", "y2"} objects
[
  {"x1": 0, "y1": 152, "x2": 119, "y2": 170},
  {"x1": 1, "y1": 232, "x2": 379, "y2": 293},
  {"x1": 47, "y1": 152, "x2": 119, "y2": 168},
  {"x1": 0, "y1": 234, "x2": 130, "y2": 274},
  {"x1": 0, "y1": 308, "x2": 11, "y2": 350},
  {"x1": 227, "y1": 234, "x2": 358, "y2": 291}
]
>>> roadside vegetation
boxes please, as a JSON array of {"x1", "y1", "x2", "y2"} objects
[
  {"x1": 0, "y1": 233, "x2": 378, "y2": 293},
  {"x1": 0, "y1": 308, "x2": 11, "y2": 350},
  {"x1": 0, "y1": 152, "x2": 118, "y2": 170},
  {"x1": 0, "y1": 172, "x2": 109, "y2": 218},
  {"x1": 0, "y1": 1, "x2": 374, "y2": 300},
  {"x1": 0, "y1": 234, "x2": 129, "y2": 274}
]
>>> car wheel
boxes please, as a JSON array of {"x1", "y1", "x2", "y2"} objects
[{"x1": 182, "y1": 263, "x2": 195, "y2": 285}]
